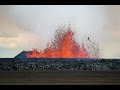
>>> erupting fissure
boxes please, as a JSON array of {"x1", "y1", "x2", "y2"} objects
[{"x1": 26, "y1": 25, "x2": 99, "y2": 58}]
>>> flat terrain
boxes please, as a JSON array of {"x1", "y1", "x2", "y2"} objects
[{"x1": 0, "y1": 70, "x2": 120, "y2": 85}]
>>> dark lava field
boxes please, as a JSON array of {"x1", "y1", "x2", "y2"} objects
[{"x1": 0, "y1": 58, "x2": 120, "y2": 70}]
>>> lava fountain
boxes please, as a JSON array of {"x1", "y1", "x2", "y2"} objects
[{"x1": 26, "y1": 25, "x2": 100, "y2": 58}]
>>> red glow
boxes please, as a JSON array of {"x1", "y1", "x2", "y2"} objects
[{"x1": 26, "y1": 25, "x2": 99, "y2": 58}]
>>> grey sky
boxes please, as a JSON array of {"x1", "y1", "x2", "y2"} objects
[{"x1": 0, "y1": 5, "x2": 120, "y2": 58}]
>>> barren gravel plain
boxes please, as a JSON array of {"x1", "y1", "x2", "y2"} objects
[{"x1": 0, "y1": 70, "x2": 120, "y2": 85}]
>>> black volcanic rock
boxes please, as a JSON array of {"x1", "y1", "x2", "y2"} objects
[
  {"x1": 0, "y1": 50, "x2": 120, "y2": 71},
  {"x1": 0, "y1": 58, "x2": 120, "y2": 70}
]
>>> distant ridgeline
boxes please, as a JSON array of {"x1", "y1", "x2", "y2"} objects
[{"x1": 14, "y1": 51, "x2": 97, "y2": 61}]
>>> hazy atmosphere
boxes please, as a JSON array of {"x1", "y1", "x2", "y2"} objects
[{"x1": 0, "y1": 5, "x2": 120, "y2": 58}]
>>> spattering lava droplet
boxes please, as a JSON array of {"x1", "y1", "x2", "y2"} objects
[{"x1": 26, "y1": 25, "x2": 100, "y2": 58}]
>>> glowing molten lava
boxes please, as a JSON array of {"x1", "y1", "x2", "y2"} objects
[{"x1": 26, "y1": 26, "x2": 99, "y2": 58}]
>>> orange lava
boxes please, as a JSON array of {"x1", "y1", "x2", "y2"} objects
[{"x1": 26, "y1": 26, "x2": 91, "y2": 58}]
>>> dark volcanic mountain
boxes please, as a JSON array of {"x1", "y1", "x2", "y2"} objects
[{"x1": 14, "y1": 51, "x2": 32, "y2": 60}]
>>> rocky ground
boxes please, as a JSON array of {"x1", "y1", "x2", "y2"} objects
[{"x1": 0, "y1": 58, "x2": 120, "y2": 70}]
